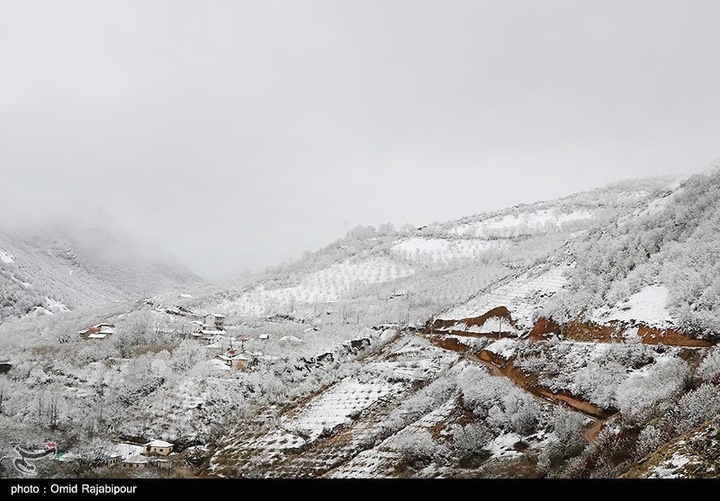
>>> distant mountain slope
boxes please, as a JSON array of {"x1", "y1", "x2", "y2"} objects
[
  {"x1": 0, "y1": 221, "x2": 204, "y2": 321},
  {"x1": 158, "y1": 176, "x2": 673, "y2": 330},
  {"x1": 425, "y1": 167, "x2": 720, "y2": 343}
]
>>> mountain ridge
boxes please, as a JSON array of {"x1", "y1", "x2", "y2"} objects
[{"x1": 0, "y1": 219, "x2": 204, "y2": 322}]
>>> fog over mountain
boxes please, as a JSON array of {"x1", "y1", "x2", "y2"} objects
[{"x1": 0, "y1": 216, "x2": 203, "y2": 321}]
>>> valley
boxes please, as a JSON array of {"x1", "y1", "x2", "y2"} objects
[{"x1": 2, "y1": 171, "x2": 720, "y2": 479}]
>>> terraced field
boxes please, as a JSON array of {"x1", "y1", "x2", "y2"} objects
[{"x1": 206, "y1": 335, "x2": 462, "y2": 478}]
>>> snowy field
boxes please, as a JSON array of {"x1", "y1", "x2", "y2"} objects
[
  {"x1": 207, "y1": 334, "x2": 463, "y2": 477},
  {"x1": 391, "y1": 237, "x2": 505, "y2": 263},
  {"x1": 438, "y1": 263, "x2": 572, "y2": 330},
  {"x1": 212, "y1": 256, "x2": 415, "y2": 316},
  {"x1": 0, "y1": 248, "x2": 15, "y2": 263},
  {"x1": 328, "y1": 396, "x2": 459, "y2": 478},
  {"x1": 591, "y1": 284, "x2": 676, "y2": 329},
  {"x1": 283, "y1": 378, "x2": 406, "y2": 442},
  {"x1": 449, "y1": 209, "x2": 594, "y2": 238}
]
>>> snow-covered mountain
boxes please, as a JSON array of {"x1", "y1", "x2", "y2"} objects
[
  {"x1": 6, "y1": 171, "x2": 720, "y2": 480},
  {"x1": 0, "y1": 221, "x2": 204, "y2": 321},
  {"x1": 161, "y1": 175, "x2": 672, "y2": 330},
  {"x1": 429, "y1": 165, "x2": 720, "y2": 345}
]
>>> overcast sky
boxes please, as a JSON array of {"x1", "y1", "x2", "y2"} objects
[{"x1": 2, "y1": 1, "x2": 720, "y2": 281}]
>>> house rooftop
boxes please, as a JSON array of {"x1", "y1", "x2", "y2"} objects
[
  {"x1": 113, "y1": 443, "x2": 144, "y2": 459},
  {"x1": 123, "y1": 454, "x2": 149, "y2": 464},
  {"x1": 145, "y1": 439, "x2": 173, "y2": 447},
  {"x1": 217, "y1": 352, "x2": 251, "y2": 362},
  {"x1": 210, "y1": 359, "x2": 232, "y2": 370}
]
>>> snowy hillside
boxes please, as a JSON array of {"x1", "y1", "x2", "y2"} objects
[
  {"x1": 0, "y1": 221, "x2": 203, "y2": 321},
  {"x1": 423, "y1": 168, "x2": 720, "y2": 344},
  {"x1": 433, "y1": 260, "x2": 574, "y2": 335},
  {"x1": 8, "y1": 173, "x2": 720, "y2": 481},
  {"x1": 543, "y1": 165, "x2": 720, "y2": 339},
  {"x1": 161, "y1": 177, "x2": 671, "y2": 330}
]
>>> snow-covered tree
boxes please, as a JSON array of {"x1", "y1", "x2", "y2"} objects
[{"x1": 615, "y1": 356, "x2": 690, "y2": 425}]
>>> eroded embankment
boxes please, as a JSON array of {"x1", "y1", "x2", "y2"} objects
[
  {"x1": 426, "y1": 307, "x2": 516, "y2": 338},
  {"x1": 424, "y1": 312, "x2": 717, "y2": 423},
  {"x1": 476, "y1": 347, "x2": 614, "y2": 420},
  {"x1": 529, "y1": 317, "x2": 715, "y2": 347},
  {"x1": 428, "y1": 311, "x2": 716, "y2": 347},
  {"x1": 426, "y1": 333, "x2": 614, "y2": 420}
]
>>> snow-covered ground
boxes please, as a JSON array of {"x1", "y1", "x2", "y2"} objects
[
  {"x1": 437, "y1": 263, "x2": 572, "y2": 330},
  {"x1": 212, "y1": 256, "x2": 415, "y2": 316},
  {"x1": 485, "y1": 432, "x2": 524, "y2": 460},
  {"x1": 0, "y1": 248, "x2": 15, "y2": 263},
  {"x1": 591, "y1": 285, "x2": 676, "y2": 329},
  {"x1": 449, "y1": 209, "x2": 594, "y2": 238},
  {"x1": 45, "y1": 297, "x2": 69, "y2": 313},
  {"x1": 391, "y1": 237, "x2": 505, "y2": 262},
  {"x1": 485, "y1": 338, "x2": 519, "y2": 359},
  {"x1": 284, "y1": 378, "x2": 406, "y2": 442},
  {"x1": 648, "y1": 452, "x2": 690, "y2": 478},
  {"x1": 328, "y1": 396, "x2": 459, "y2": 478},
  {"x1": 3, "y1": 175, "x2": 712, "y2": 480}
]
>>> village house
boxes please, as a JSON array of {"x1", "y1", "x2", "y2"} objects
[
  {"x1": 213, "y1": 349, "x2": 252, "y2": 370},
  {"x1": 181, "y1": 313, "x2": 228, "y2": 339},
  {"x1": 105, "y1": 441, "x2": 173, "y2": 469},
  {"x1": 0, "y1": 358, "x2": 12, "y2": 374},
  {"x1": 106, "y1": 442, "x2": 143, "y2": 466},
  {"x1": 184, "y1": 320, "x2": 205, "y2": 337},
  {"x1": 142, "y1": 439, "x2": 174, "y2": 456},
  {"x1": 105, "y1": 452, "x2": 122, "y2": 466},
  {"x1": 79, "y1": 323, "x2": 115, "y2": 340},
  {"x1": 204, "y1": 313, "x2": 226, "y2": 331},
  {"x1": 122, "y1": 454, "x2": 149, "y2": 468},
  {"x1": 153, "y1": 457, "x2": 172, "y2": 469}
]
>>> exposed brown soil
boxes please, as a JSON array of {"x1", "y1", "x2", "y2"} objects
[
  {"x1": 423, "y1": 311, "x2": 714, "y2": 445},
  {"x1": 428, "y1": 333, "x2": 616, "y2": 423},
  {"x1": 427, "y1": 308, "x2": 715, "y2": 349},
  {"x1": 466, "y1": 349, "x2": 608, "y2": 443},
  {"x1": 584, "y1": 418, "x2": 604, "y2": 444},
  {"x1": 528, "y1": 317, "x2": 561, "y2": 339},
  {"x1": 427, "y1": 307, "x2": 514, "y2": 332},
  {"x1": 421, "y1": 306, "x2": 720, "y2": 471},
  {"x1": 531, "y1": 317, "x2": 714, "y2": 347},
  {"x1": 634, "y1": 324, "x2": 714, "y2": 347},
  {"x1": 475, "y1": 348, "x2": 614, "y2": 420},
  {"x1": 429, "y1": 335, "x2": 475, "y2": 353}
]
